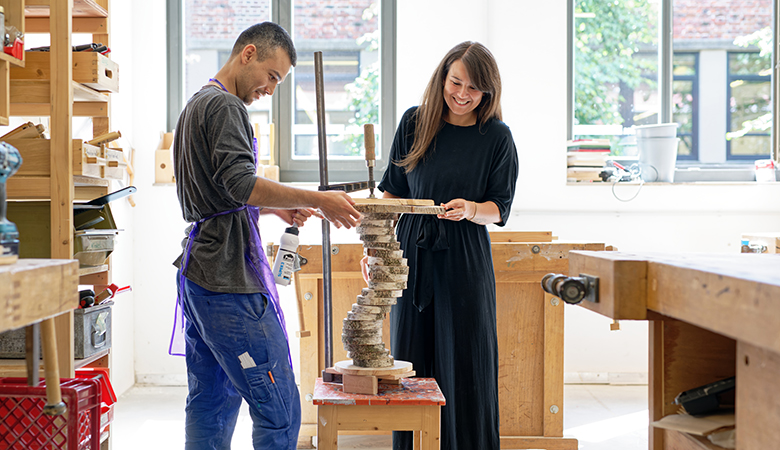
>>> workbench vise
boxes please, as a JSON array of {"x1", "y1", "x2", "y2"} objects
[
  {"x1": 0, "y1": 142, "x2": 22, "y2": 265},
  {"x1": 541, "y1": 273, "x2": 599, "y2": 305}
]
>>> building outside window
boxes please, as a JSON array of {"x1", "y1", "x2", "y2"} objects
[
  {"x1": 571, "y1": 0, "x2": 773, "y2": 164},
  {"x1": 175, "y1": 0, "x2": 389, "y2": 181}
]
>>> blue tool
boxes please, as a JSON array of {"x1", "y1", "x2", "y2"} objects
[{"x1": 0, "y1": 142, "x2": 22, "y2": 264}]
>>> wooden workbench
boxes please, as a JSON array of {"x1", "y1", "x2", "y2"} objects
[
  {"x1": 294, "y1": 231, "x2": 605, "y2": 449},
  {"x1": 568, "y1": 251, "x2": 780, "y2": 450}
]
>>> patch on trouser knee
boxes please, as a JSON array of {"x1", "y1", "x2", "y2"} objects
[{"x1": 239, "y1": 351, "x2": 257, "y2": 369}]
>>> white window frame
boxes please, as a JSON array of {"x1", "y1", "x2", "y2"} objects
[
  {"x1": 566, "y1": 0, "x2": 780, "y2": 173},
  {"x1": 168, "y1": 0, "x2": 396, "y2": 183}
]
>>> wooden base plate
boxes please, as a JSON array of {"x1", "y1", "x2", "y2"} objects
[{"x1": 333, "y1": 359, "x2": 413, "y2": 376}]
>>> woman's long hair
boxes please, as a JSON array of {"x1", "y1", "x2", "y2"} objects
[{"x1": 398, "y1": 41, "x2": 503, "y2": 173}]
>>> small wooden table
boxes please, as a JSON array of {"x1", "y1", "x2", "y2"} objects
[{"x1": 312, "y1": 377, "x2": 445, "y2": 450}]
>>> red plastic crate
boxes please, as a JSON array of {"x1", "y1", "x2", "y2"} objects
[
  {"x1": 75, "y1": 369, "x2": 116, "y2": 436},
  {"x1": 0, "y1": 377, "x2": 101, "y2": 450}
]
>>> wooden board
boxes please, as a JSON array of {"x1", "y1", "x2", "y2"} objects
[
  {"x1": 351, "y1": 198, "x2": 434, "y2": 206},
  {"x1": 354, "y1": 203, "x2": 445, "y2": 215},
  {"x1": 489, "y1": 231, "x2": 555, "y2": 243},
  {"x1": 737, "y1": 341, "x2": 780, "y2": 450},
  {"x1": 333, "y1": 359, "x2": 413, "y2": 376},
  {"x1": 0, "y1": 259, "x2": 79, "y2": 333},
  {"x1": 647, "y1": 254, "x2": 780, "y2": 355}
]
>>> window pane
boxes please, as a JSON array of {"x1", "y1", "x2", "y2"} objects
[
  {"x1": 674, "y1": 0, "x2": 772, "y2": 161},
  {"x1": 183, "y1": 1, "x2": 272, "y2": 158},
  {"x1": 292, "y1": 1, "x2": 380, "y2": 160},
  {"x1": 672, "y1": 53, "x2": 697, "y2": 159},
  {"x1": 573, "y1": 0, "x2": 659, "y2": 155}
]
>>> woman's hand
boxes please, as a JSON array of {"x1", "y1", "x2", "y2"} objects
[
  {"x1": 269, "y1": 208, "x2": 321, "y2": 227},
  {"x1": 438, "y1": 198, "x2": 476, "y2": 222},
  {"x1": 359, "y1": 255, "x2": 370, "y2": 284}
]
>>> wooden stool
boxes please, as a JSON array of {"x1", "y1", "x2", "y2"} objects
[{"x1": 313, "y1": 377, "x2": 445, "y2": 450}]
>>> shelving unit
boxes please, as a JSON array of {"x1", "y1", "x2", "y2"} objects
[{"x1": 1, "y1": 4, "x2": 118, "y2": 447}]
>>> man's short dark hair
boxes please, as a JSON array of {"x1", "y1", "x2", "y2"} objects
[{"x1": 231, "y1": 22, "x2": 297, "y2": 67}]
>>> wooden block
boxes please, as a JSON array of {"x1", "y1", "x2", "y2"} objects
[
  {"x1": 263, "y1": 164, "x2": 280, "y2": 182},
  {"x1": 378, "y1": 370, "x2": 416, "y2": 381},
  {"x1": 354, "y1": 203, "x2": 446, "y2": 215},
  {"x1": 610, "y1": 320, "x2": 620, "y2": 331},
  {"x1": 342, "y1": 373, "x2": 378, "y2": 395},
  {"x1": 334, "y1": 359, "x2": 413, "y2": 376},
  {"x1": 155, "y1": 149, "x2": 175, "y2": 184}
]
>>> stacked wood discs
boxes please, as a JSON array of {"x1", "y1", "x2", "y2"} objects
[{"x1": 341, "y1": 211, "x2": 407, "y2": 368}]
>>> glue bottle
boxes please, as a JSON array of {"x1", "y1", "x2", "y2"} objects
[{"x1": 272, "y1": 226, "x2": 299, "y2": 285}]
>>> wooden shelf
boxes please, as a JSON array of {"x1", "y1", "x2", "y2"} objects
[
  {"x1": 0, "y1": 52, "x2": 24, "y2": 68},
  {"x1": 664, "y1": 429, "x2": 727, "y2": 450},
  {"x1": 74, "y1": 348, "x2": 110, "y2": 369},
  {"x1": 25, "y1": 0, "x2": 107, "y2": 18},
  {"x1": 79, "y1": 264, "x2": 108, "y2": 278}
]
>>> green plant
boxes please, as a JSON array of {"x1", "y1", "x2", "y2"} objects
[
  {"x1": 727, "y1": 27, "x2": 772, "y2": 141},
  {"x1": 340, "y1": 2, "x2": 379, "y2": 156},
  {"x1": 574, "y1": 0, "x2": 657, "y2": 126}
]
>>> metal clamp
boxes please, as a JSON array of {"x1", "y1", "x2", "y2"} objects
[{"x1": 541, "y1": 273, "x2": 599, "y2": 305}]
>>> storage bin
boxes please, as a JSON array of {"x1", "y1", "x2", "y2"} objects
[
  {"x1": 7, "y1": 138, "x2": 106, "y2": 179},
  {"x1": 11, "y1": 52, "x2": 119, "y2": 93},
  {"x1": 73, "y1": 301, "x2": 113, "y2": 359},
  {"x1": 0, "y1": 377, "x2": 101, "y2": 450}
]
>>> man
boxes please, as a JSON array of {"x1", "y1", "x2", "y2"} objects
[{"x1": 173, "y1": 22, "x2": 361, "y2": 449}]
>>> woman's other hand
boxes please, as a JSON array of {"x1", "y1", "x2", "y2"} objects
[{"x1": 438, "y1": 198, "x2": 476, "y2": 222}]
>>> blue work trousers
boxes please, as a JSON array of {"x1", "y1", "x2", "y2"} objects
[{"x1": 177, "y1": 274, "x2": 301, "y2": 449}]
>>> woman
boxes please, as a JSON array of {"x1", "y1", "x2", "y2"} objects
[{"x1": 377, "y1": 41, "x2": 519, "y2": 450}]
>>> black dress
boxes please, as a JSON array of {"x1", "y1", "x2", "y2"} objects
[{"x1": 378, "y1": 107, "x2": 519, "y2": 450}]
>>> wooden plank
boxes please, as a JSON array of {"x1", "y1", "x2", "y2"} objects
[
  {"x1": 6, "y1": 177, "x2": 51, "y2": 200},
  {"x1": 79, "y1": 268, "x2": 109, "y2": 285},
  {"x1": 12, "y1": 101, "x2": 108, "y2": 117},
  {"x1": 317, "y1": 405, "x2": 338, "y2": 450},
  {"x1": 351, "y1": 197, "x2": 434, "y2": 206},
  {"x1": 26, "y1": 17, "x2": 107, "y2": 33},
  {"x1": 297, "y1": 244, "x2": 364, "y2": 275},
  {"x1": 649, "y1": 319, "x2": 665, "y2": 450},
  {"x1": 568, "y1": 250, "x2": 648, "y2": 320},
  {"x1": 542, "y1": 293, "x2": 565, "y2": 437},
  {"x1": 51, "y1": 0, "x2": 75, "y2": 379},
  {"x1": 0, "y1": 60, "x2": 9, "y2": 122},
  {"x1": 496, "y1": 281, "x2": 544, "y2": 436},
  {"x1": 25, "y1": 0, "x2": 107, "y2": 17},
  {"x1": 331, "y1": 405, "x2": 424, "y2": 431},
  {"x1": 9, "y1": 80, "x2": 108, "y2": 103},
  {"x1": 498, "y1": 436, "x2": 579, "y2": 449},
  {"x1": 11, "y1": 52, "x2": 118, "y2": 93},
  {"x1": 648, "y1": 255, "x2": 780, "y2": 354},
  {"x1": 0, "y1": 259, "x2": 79, "y2": 333},
  {"x1": 663, "y1": 429, "x2": 722, "y2": 450},
  {"x1": 296, "y1": 277, "x2": 320, "y2": 428},
  {"x1": 489, "y1": 231, "x2": 554, "y2": 243},
  {"x1": 421, "y1": 406, "x2": 440, "y2": 450},
  {"x1": 737, "y1": 341, "x2": 780, "y2": 450},
  {"x1": 492, "y1": 243, "x2": 605, "y2": 282}
]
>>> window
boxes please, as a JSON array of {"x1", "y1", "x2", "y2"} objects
[
  {"x1": 568, "y1": 0, "x2": 777, "y2": 165},
  {"x1": 168, "y1": 0, "x2": 396, "y2": 182}
]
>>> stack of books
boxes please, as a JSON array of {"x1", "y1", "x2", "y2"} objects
[{"x1": 566, "y1": 139, "x2": 610, "y2": 182}]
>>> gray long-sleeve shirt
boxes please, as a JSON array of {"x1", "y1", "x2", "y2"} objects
[{"x1": 172, "y1": 85, "x2": 266, "y2": 294}]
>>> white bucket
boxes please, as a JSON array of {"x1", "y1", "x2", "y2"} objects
[
  {"x1": 638, "y1": 137, "x2": 679, "y2": 182},
  {"x1": 635, "y1": 123, "x2": 679, "y2": 139}
]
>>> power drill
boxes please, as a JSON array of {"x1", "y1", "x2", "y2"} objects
[{"x1": 0, "y1": 142, "x2": 22, "y2": 265}]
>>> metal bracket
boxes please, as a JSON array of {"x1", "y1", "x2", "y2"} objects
[{"x1": 580, "y1": 273, "x2": 599, "y2": 303}]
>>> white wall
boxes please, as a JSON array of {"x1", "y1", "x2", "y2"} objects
[{"x1": 118, "y1": 0, "x2": 780, "y2": 394}]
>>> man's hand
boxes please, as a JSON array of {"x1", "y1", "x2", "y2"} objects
[
  {"x1": 270, "y1": 208, "x2": 321, "y2": 227},
  {"x1": 316, "y1": 191, "x2": 361, "y2": 229}
]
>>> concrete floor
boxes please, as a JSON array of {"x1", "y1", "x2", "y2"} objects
[{"x1": 110, "y1": 384, "x2": 648, "y2": 449}]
